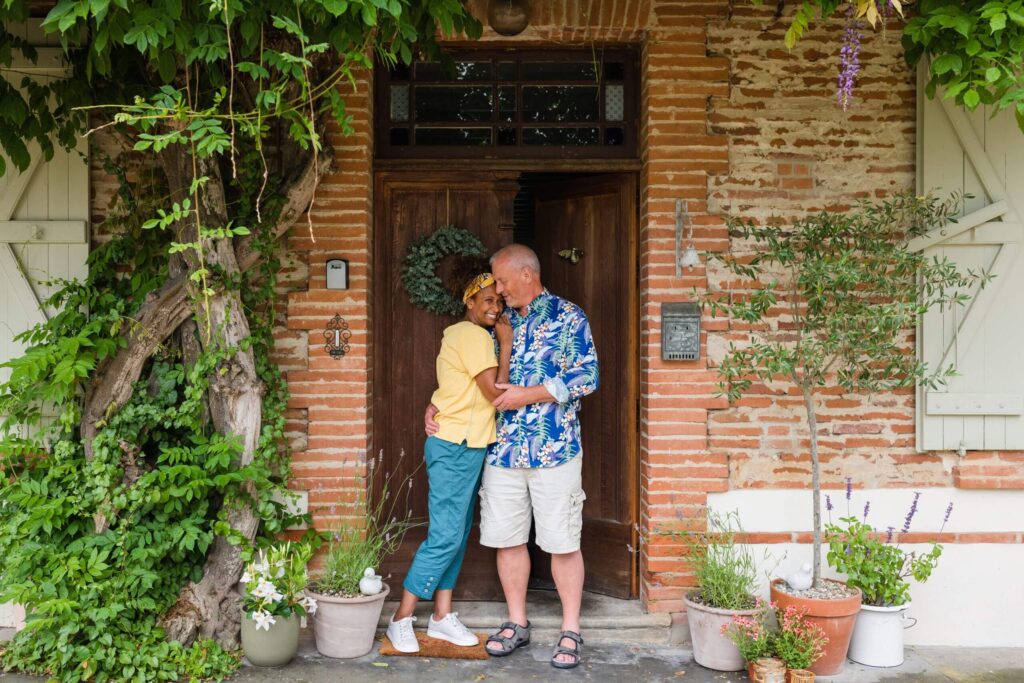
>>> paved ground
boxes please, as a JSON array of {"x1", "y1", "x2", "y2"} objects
[
  {"x1": 6, "y1": 639, "x2": 1020, "y2": 682},
  {"x1": 228, "y1": 642, "x2": 1024, "y2": 683}
]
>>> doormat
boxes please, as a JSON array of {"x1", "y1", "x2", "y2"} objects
[{"x1": 379, "y1": 633, "x2": 490, "y2": 660}]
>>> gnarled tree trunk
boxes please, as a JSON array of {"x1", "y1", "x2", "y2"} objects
[{"x1": 81, "y1": 139, "x2": 331, "y2": 647}]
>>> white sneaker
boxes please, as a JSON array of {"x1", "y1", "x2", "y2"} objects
[
  {"x1": 427, "y1": 612, "x2": 479, "y2": 647},
  {"x1": 386, "y1": 614, "x2": 419, "y2": 653}
]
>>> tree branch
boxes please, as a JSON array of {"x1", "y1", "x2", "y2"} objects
[{"x1": 81, "y1": 146, "x2": 332, "y2": 460}]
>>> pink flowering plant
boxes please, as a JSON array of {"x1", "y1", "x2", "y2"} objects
[
  {"x1": 241, "y1": 541, "x2": 317, "y2": 631},
  {"x1": 721, "y1": 600, "x2": 773, "y2": 662},
  {"x1": 772, "y1": 604, "x2": 827, "y2": 670}
]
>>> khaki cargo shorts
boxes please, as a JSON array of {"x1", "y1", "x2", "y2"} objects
[{"x1": 478, "y1": 456, "x2": 586, "y2": 555}]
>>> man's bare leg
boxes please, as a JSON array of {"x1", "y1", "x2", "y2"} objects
[
  {"x1": 551, "y1": 549, "x2": 584, "y2": 664},
  {"x1": 486, "y1": 544, "x2": 531, "y2": 653}
]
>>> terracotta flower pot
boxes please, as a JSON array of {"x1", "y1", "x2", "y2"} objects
[
  {"x1": 684, "y1": 592, "x2": 760, "y2": 671},
  {"x1": 307, "y1": 583, "x2": 391, "y2": 658},
  {"x1": 770, "y1": 578, "x2": 861, "y2": 676},
  {"x1": 786, "y1": 669, "x2": 815, "y2": 683},
  {"x1": 240, "y1": 613, "x2": 300, "y2": 667}
]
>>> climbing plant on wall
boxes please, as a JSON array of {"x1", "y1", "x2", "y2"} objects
[{"x1": 0, "y1": 1, "x2": 481, "y2": 681}]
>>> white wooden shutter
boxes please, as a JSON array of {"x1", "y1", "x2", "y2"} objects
[
  {"x1": 915, "y1": 63, "x2": 1024, "y2": 451},
  {"x1": 0, "y1": 46, "x2": 89, "y2": 631}
]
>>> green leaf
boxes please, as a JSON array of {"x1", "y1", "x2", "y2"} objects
[
  {"x1": 964, "y1": 89, "x2": 980, "y2": 108},
  {"x1": 986, "y1": 67, "x2": 1001, "y2": 83},
  {"x1": 931, "y1": 54, "x2": 963, "y2": 75}
]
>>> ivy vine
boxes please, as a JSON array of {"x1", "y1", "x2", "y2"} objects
[
  {"x1": 400, "y1": 226, "x2": 487, "y2": 317},
  {"x1": 0, "y1": 157, "x2": 311, "y2": 683}
]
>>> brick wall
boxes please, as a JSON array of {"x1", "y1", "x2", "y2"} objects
[{"x1": 83, "y1": 0, "x2": 1024, "y2": 618}]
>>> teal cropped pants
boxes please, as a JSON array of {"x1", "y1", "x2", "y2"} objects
[{"x1": 403, "y1": 436, "x2": 486, "y2": 600}]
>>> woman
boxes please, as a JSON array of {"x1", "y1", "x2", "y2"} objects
[{"x1": 386, "y1": 260, "x2": 512, "y2": 653}]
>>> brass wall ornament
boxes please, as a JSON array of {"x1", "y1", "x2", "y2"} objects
[
  {"x1": 558, "y1": 247, "x2": 584, "y2": 264},
  {"x1": 487, "y1": 0, "x2": 530, "y2": 36},
  {"x1": 324, "y1": 314, "x2": 352, "y2": 359}
]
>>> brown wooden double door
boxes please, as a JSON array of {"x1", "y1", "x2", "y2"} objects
[{"x1": 372, "y1": 170, "x2": 638, "y2": 599}]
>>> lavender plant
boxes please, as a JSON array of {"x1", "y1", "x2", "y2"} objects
[
  {"x1": 703, "y1": 192, "x2": 988, "y2": 587},
  {"x1": 825, "y1": 493, "x2": 948, "y2": 607},
  {"x1": 309, "y1": 451, "x2": 423, "y2": 597}
]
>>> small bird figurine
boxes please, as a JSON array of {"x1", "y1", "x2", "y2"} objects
[
  {"x1": 359, "y1": 567, "x2": 382, "y2": 596},
  {"x1": 785, "y1": 563, "x2": 813, "y2": 592}
]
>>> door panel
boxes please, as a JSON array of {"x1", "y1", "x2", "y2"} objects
[
  {"x1": 529, "y1": 174, "x2": 639, "y2": 598},
  {"x1": 372, "y1": 171, "x2": 514, "y2": 600}
]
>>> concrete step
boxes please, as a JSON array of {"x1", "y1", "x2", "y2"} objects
[{"x1": 375, "y1": 589, "x2": 676, "y2": 645}]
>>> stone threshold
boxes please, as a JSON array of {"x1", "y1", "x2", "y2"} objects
[{"x1": 374, "y1": 589, "x2": 677, "y2": 645}]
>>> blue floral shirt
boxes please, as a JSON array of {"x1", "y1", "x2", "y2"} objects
[{"x1": 487, "y1": 290, "x2": 600, "y2": 469}]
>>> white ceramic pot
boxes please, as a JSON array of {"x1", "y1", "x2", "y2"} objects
[
  {"x1": 308, "y1": 583, "x2": 391, "y2": 659},
  {"x1": 847, "y1": 602, "x2": 914, "y2": 667},
  {"x1": 683, "y1": 592, "x2": 759, "y2": 672}
]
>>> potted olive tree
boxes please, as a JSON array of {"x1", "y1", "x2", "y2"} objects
[{"x1": 703, "y1": 192, "x2": 984, "y2": 675}]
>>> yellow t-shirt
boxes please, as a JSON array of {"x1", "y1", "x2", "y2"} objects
[{"x1": 430, "y1": 321, "x2": 499, "y2": 448}]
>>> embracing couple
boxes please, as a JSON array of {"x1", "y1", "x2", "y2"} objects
[{"x1": 385, "y1": 243, "x2": 599, "y2": 670}]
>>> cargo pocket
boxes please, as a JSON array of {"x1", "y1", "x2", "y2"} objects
[{"x1": 567, "y1": 490, "x2": 587, "y2": 540}]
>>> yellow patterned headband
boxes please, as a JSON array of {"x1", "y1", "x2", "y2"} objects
[{"x1": 463, "y1": 273, "x2": 495, "y2": 303}]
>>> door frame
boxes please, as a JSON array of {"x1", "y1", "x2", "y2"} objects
[{"x1": 370, "y1": 159, "x2": 642, "y2": 599}]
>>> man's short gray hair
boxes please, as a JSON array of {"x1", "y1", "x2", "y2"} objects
[{"x1": 490, "y1": 244, "x2": 541, "y2": 275}]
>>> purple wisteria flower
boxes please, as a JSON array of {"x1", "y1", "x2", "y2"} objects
[
  {"x1": 845, "y1": 477, "x2": 853, "y2": 500},
  {"x1": 826, "y1": 493, "x2": 834, "y2": 523},
  {"x1": 837, "y1": 16, "x2": 862, "y2": 112},
  {"x1": 885, "y1": 526, "x2": 895, "y2": 543},
  {"x1": 863, "y1": 501, "x2": 870, "y2": 521},
  {"x1": 902, "y1": 491, "x2": 922, "y2": 533}
]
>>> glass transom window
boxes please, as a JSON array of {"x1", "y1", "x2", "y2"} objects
[{"x1": 375, "y1": 49, "x2": 637, "y2": 159}]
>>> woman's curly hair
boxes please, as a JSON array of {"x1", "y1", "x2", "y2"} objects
[{"x1": 443, "y1": 253, "x2": 492, "y2": 301}]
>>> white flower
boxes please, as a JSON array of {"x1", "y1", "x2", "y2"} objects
[
  {"x1": 301, "y1": 595, "x2": 318, "y2": 615},
  {"x1": 252, "y1": 578, "x2": 284, "y2": 603},
  {"x1": 251, "y1": 610, "x2": 276, "y2": 632},
  {"x1": 240, "y1": 571, "x2": 253, "y2": 584}
]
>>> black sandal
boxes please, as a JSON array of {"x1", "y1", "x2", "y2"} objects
[
  {"x1": 551, "y1": 630, "x2": 583, "y2": 670},
  {"x1": 485, "y1": 620, "x2": 531, "y2": 657}
]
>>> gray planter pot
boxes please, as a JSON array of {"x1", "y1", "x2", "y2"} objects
[
  {"x1": 307, "y1": 583, "x2": 391, "y2": 658},
  {"x1": 240, "y1": 612, "x2": 300, "y2": 667},
  {"x1": 684, "y1": 592, "x2": 759, "y2": 672}
]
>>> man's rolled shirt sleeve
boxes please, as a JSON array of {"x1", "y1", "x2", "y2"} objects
[{"x1": 546, "y1": 310, "x2": 599, "y2": 405}]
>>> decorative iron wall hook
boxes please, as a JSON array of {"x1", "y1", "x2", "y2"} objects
[
  {"x1": 558, "y1": 247, "x2": 584, "y2": 264},
  {"x1": 324, "y1": 314, "x2": 351, "y2": 359}
]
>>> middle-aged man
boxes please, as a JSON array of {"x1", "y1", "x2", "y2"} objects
[{"x1": 426, "y1": 243, "x2": 599, "y2": 670}]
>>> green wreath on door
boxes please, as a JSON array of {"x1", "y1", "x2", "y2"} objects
[{"x1": 400, "y1": 225, "x2": 487, "y2": 316}]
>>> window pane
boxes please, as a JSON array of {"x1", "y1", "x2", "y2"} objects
[
  {"x1": 604, "y1": 62, "x2": 625, "y2": 81},
  {"x1": 390, "y1": 128, "x2": 410, "y2": 145},
  {"x1": 605, "y1": 127, "x2": 624, "y2": 146},
  {"x1": 499, "y1": 87, "x2": 516, "y2": 123},
  {"x1": 521, "y1": 62, "x2": 597, "y2": 80},
  {"x1": 390, "y1": 85, "x2": 409, "y2": 122},
  {"x1": 498, "y1": 127, "x2": 516, "y2": 145},
  {"x1": 414, "y1": 128, "x2": 492, "y2": 145},
  {"x1": 415, "y1": 61, "x2": 492, "y2": 81},
  {"x1": 497, "y1": 61, "x2": 516, "y2": 80},
  {"x1": 522, "y1": 86, "x2": 599, "y2": 122},
  {"x1": 522, "y1": 127, "x2": 599, "y2": 146},
  {"x1": 605, "y1": 84, "x2": 624, "y2": 122},
  {"x1": 414, "y1": 86, "x2": 493, "y2": 122}
]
